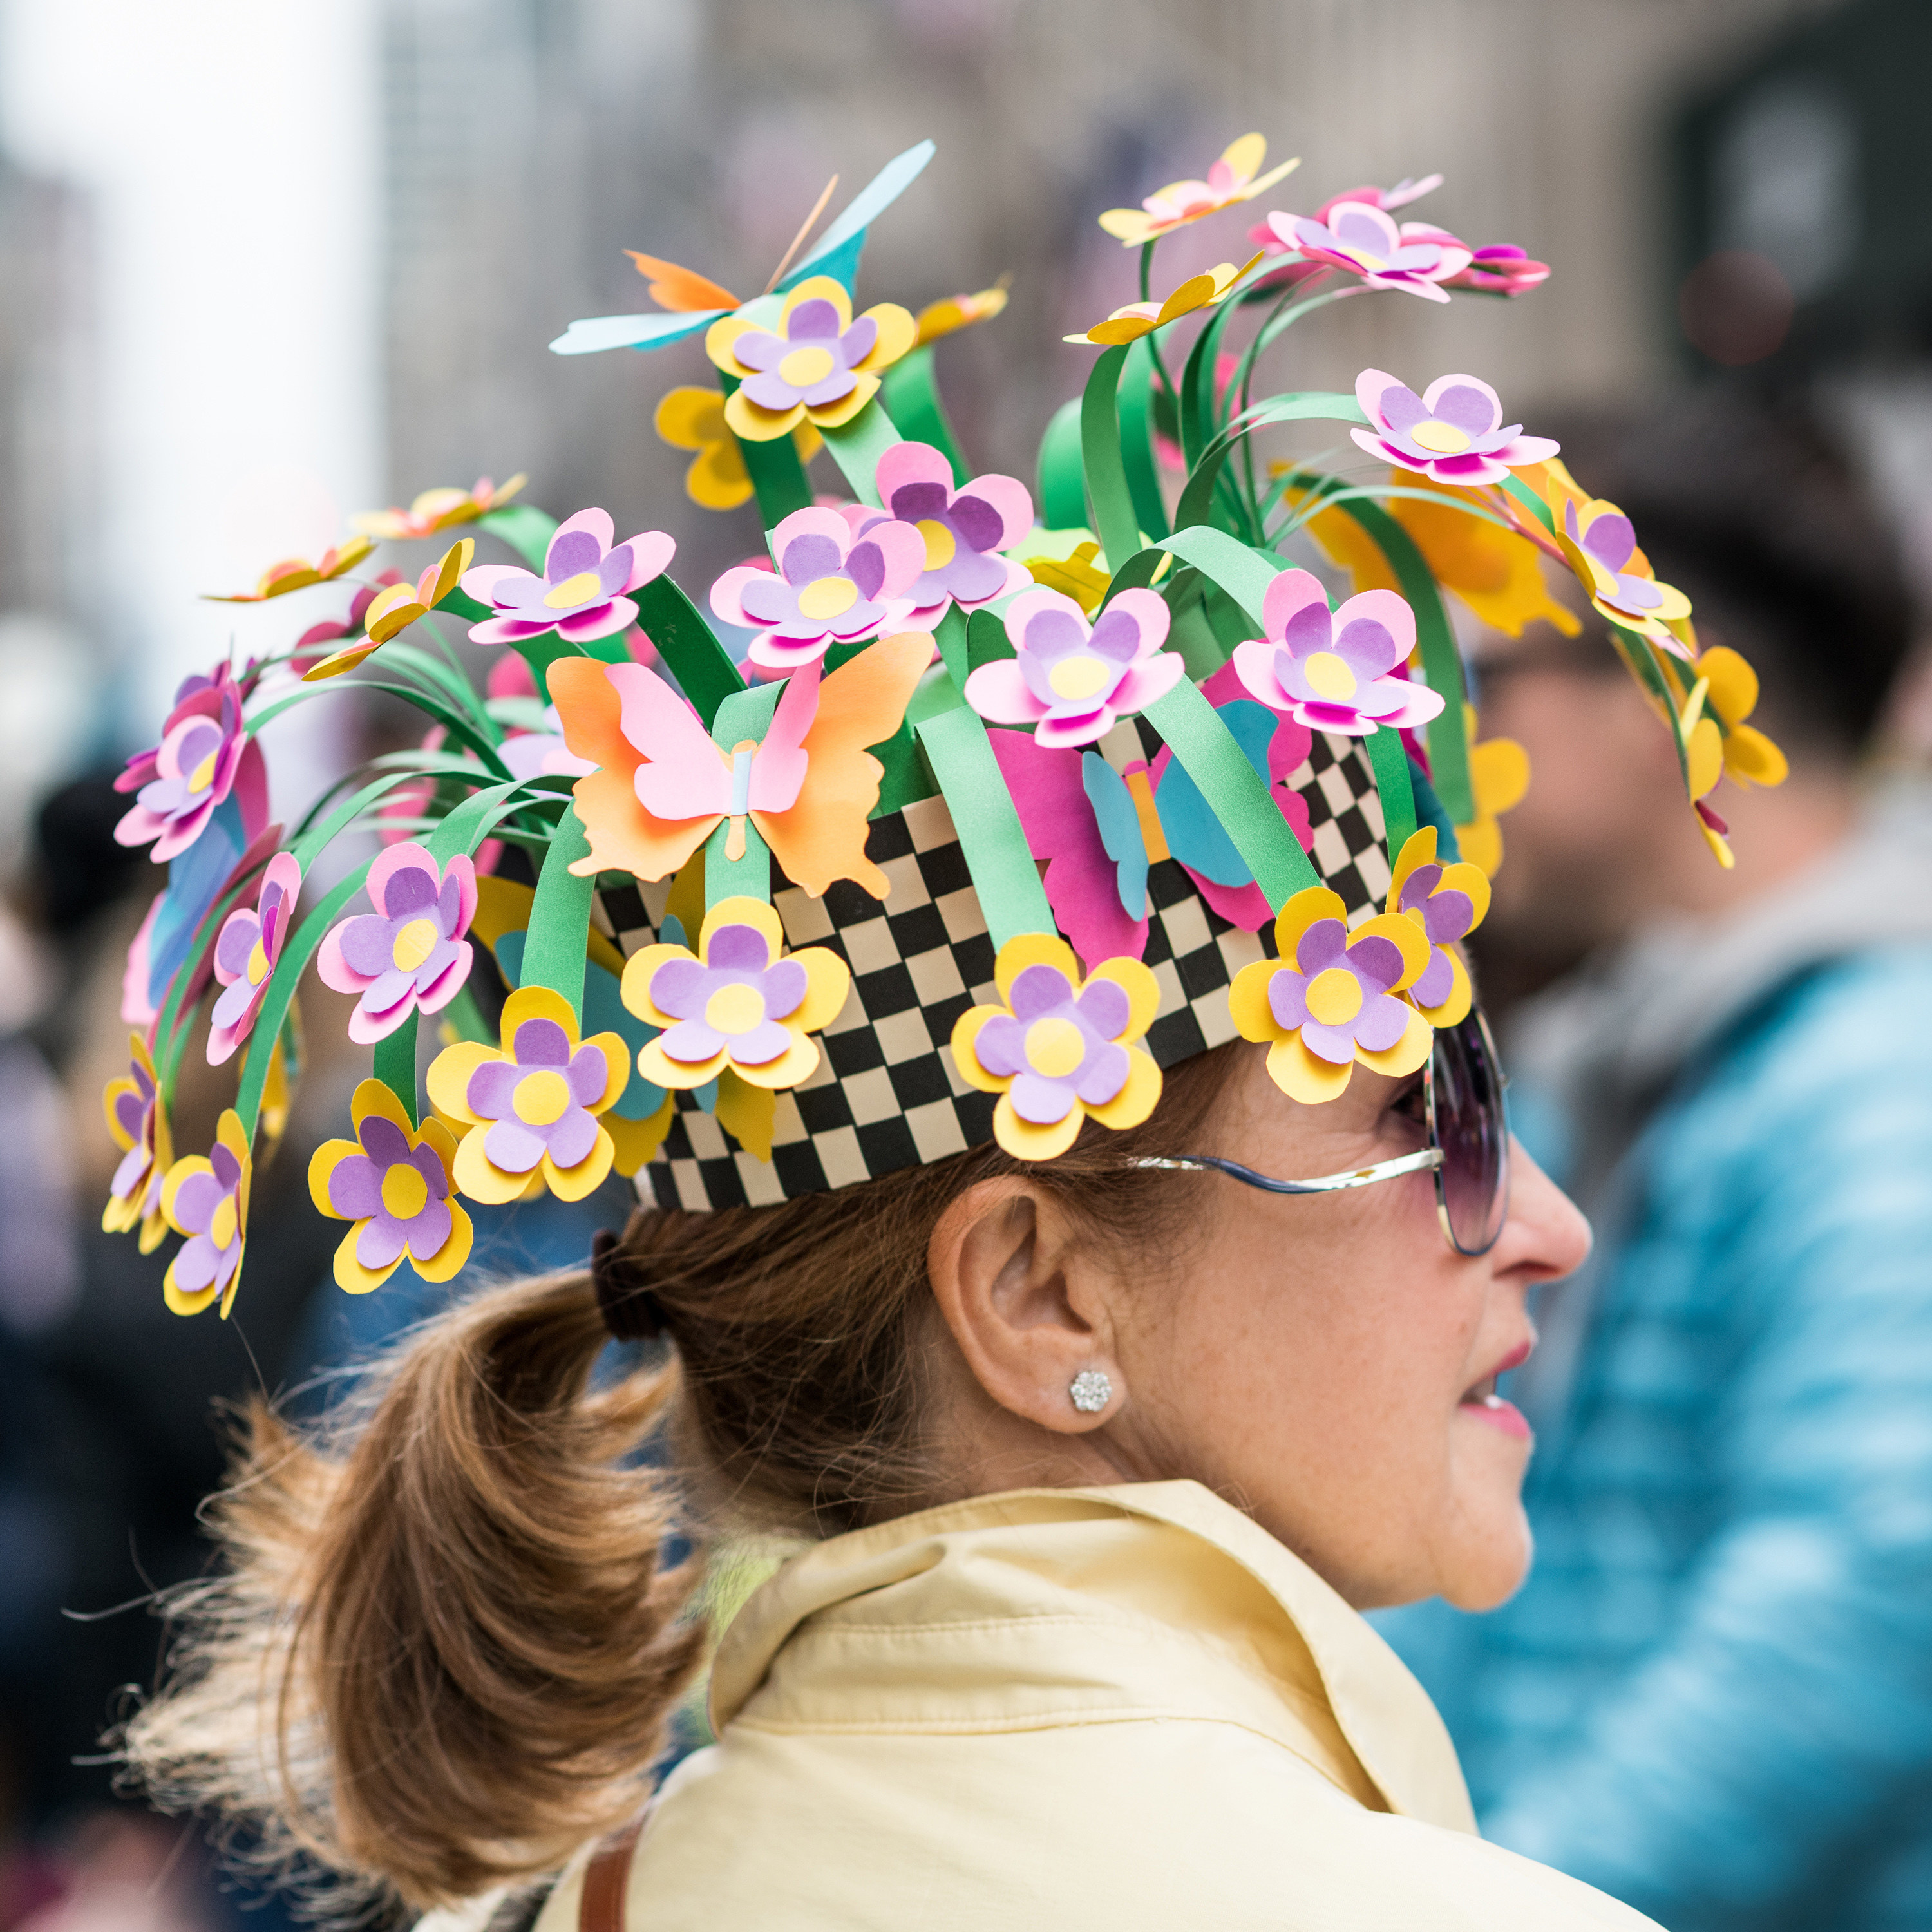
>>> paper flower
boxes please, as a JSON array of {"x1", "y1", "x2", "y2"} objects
[
  {"x1": 624, "y1": 897, "x2": 851, "y2": 1094},
  {"x1": 1454, "y1": 705, "x2": 1531, "y2": 878},
  {"x1": 318, "y1": 842, "x2": 478, "y2": 1044},
  {"x1": 426, "y1": 985, "x2": 631, "y2": 1204},
  {"x1": 1098, "y1": 133, "x2": 1299, "y2": 247},
  {"x1": 114, "y1": 663, "x2": 267, "y2": 863},
  {"x1": 1446, "y1": 245, "x2": 1551, "y2": 296},
  {"x1": 706, "y1": 275, "x2": 916, "y2": 442},
  {"x1": 353, "y1": 475, "x2": 526, "y2": 541},
  {"x1": 102, "y1": 1034, "x2": 173, "y2": 1252},
  {"x1": 1232, "y1": 569, "x2": 1445, "y2": 737},
  {"x1": 654, "y1": 385, "x2": 821, "y2": 512},
  {"x1": 207, "y1": 853, "x2": 301, "y2": 1065},
  {"x1": 1230, "y1": 889, "x2": 1433, "y2": 1104},
  {"x1": 965, "y1": 585, "x2": 1180, "y2": 749},
  {"x1": 1387, "y1": 828, "x2": 1490, "y2": 1027},
  {"x1": 1351, "y1": 369, "x2": 1559, "y2": 488},
  {"x1": 1018, "y1": 536, "x2": 1110, "y2": 616},
  {"x1": 914, "y1": 279, "x2": 1010, "y2": 345},
  {"x1": 710, "y1": 506, "x2": 923, "y2": 674},
  {"x1": 204, "y1": 536, "x2": 375, "y2": 602},
  {"x1": 1066, "y1": 256, "x2": 1260, "y2": 346},
  {"x1": 1688, "y1": 645, "x2": 1788, "y2": 790},
  {"x1": 1555, "y1": 493, "x2": 1694, "y2": 651},
  {"x1": 308, "y1": 1079, "x2": 475, "y2": 1293},
  {"x1": 951, "y1": 936, "x2": 1162, "y2": 1160},
  {"x1": 460, "y1": 509, "x2": 674, "y2": 647},
  {"x1": 290, "y1": 574, "x2": 402, "y2": 674},
  {"x1": 846, "y1": 442, "x2": 1033, "y2": 629},
  {"x1": 160, "y1": 1109, "x2": 252, "y2": 1317},
  {"x1": 303, "y1": 540, "x2": 473, "y2": 680},
  {"x1": 1263, "y1": 203, "x2": 1471, "y2": 303}
]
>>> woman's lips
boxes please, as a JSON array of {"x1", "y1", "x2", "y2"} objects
[
  {"x1": 1493, "y1": 1339, "x2": 1533, "y2": 1375},
  {"x1": 1463, "y1": 1392, "x2": 1532, "y2": 1441}
]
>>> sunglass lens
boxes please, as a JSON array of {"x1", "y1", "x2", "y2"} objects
[{"x1": 1434, "y1": 1015, "x2": 1510, "y2": 1255}]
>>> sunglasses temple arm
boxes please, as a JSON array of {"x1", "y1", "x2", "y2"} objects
[{"x1": 1127, "y1": 1151, "x2": 1443, "y2": 1195}]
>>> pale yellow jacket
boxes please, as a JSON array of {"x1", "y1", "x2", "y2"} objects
[{"x1": 531, "y1": 1481, "x2": 1656, "y2": 1930}]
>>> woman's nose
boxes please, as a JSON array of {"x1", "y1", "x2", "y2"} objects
[{"x1": 1493, "y1": 1136, "x2": 1592, "y2": 1283}]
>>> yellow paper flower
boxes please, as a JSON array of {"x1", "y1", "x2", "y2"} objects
[
  {"x1": 1024, "y1": 538, "x2": 1110, "y2": 616},
  {"x1": 914, "y1": 278, "x2": 1010, "y2": 346},
  {"x1": 1651, "y1": 643, "x2": 1789, "y2": 869},
  {"x1": 951, "y1": 936, "x2": 1162, "y2": 1160},
  {"x1": 654, "y1": 386, "x2": 822, "y2": 512},
  {"x1": 302, "y1": 538, "x2": 473, "y2": 680},
  {"x1": 624, "y1": 897, "x2": 851, "y2": 1094},
  {"x1": 1229, "y1": 889, "x2": 1432, "y2": 1104},
  {"x1": 204, "y1": 536, "x2": 375, "y2": 603},
  {"x1": 102, "y1": 1032, "x2": 173, "y2": 1253},
  {"x1": 1454, "y1": 705, "x2": 1531, "y2": 878},
  {"x1": 160, "y1": 1109, "x2": 252, "y2": 1318},
  {"x1": 1386, "y1": 828, "x2": 1492, "y2": 1028},
  {"x1": 1065, "y1": 254, "x2": 1264, "y2": 346},
  {"x1": 353, "y1": 475, "x2": 526, "y2": 542},
  {"x1": 1098, "y1": 134, "x2": 1300, "y2": 247},
  {"x1": 706, "y1": 276, "x2": 917, "y2": 443},
  {"x1": 425, "y1": 985, "x2": 632, "y2": 1205},
  {"x1": 309, "y1": 1079, "x2": 476, "y2": 1294}
]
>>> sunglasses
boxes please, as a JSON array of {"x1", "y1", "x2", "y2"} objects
[{"x1": 1129, "y1": 1009, "x2": 1511, "y2": 1256}]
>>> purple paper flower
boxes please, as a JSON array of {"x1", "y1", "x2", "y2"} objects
[
  {"x1": 647, "y1": 922, "x2": 809, "y2": 1069},
  {"x1": 710, "y1": 506, "x2": 924, "y2": 675},
  {"x1": 114, "y1": 664, "x2": 267, "y2": 864},
  {"x1": 464, "y1": 1007, "x2": 611, "y2": 1178},
  {"x1": 964, "y1": 587, "x2": 1180, "y2": 750},
  {"x1": 1445, "y1": 245, "x2": 1551, "y2": 297},
  {"x1": 1264, "y1": 201, "x2": 1472, "y2": 303},
  {"x1": 460, "y1": 509, "x2": 674, "y2": 647},
  {"x1": 1387, "y1": 831, "x2": 1492, "y2": 1027},
  {"x1": 207, "y1": 853, "x2": 301, "y2": 1065},
  {"x1": 1351, "y1": 368, "x2": 1559, "y2": 486},
  {"x1": 736, "y1": 298, "x2": 875, "y2": 415},
  {"x1": 1233, "y1": 568, "x2": 1444, "y2": 737},
  {"x1": 846, "y1": 440, "x2": 1034, "y2": 627},
  {"x1": 159, "y1": 1109, "x2": 252, "y2": 1316},
  {"x1": 309, "y1": 1085, "x2": 475, "y2": 1291},
  {"x1": 1265, "y1": 915, "x2": 1417, "y2": 1067},
  {"x1": 318, "y1": 841, "x2": 477, "y2": 1045},
  {"x1": 970, "y1": 962, "x2": 1134, "y2": 1128}
]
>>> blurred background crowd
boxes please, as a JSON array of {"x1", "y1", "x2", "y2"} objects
[{"x1": 2, "y1": 3, "x2": 1931, "y2": 1931}]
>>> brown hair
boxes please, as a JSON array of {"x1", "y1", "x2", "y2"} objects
[{"x1": 122, "y1": 1046, "x2": 1234, "y2": 1920}]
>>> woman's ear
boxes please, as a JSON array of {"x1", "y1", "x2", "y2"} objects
[{"x1": 927, "y1": 1179, "x2": 1122, "y2": 1432}]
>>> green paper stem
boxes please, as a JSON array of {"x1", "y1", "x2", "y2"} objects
[
  {"x1": 1118, "y1": 338, "x2": 1169, "y2": 544},
  {"x1": 914, "y1": 706, "x2": 1054, "y2": 951},
  {"x1": 1500, "y1": 471, "x2": 1557, "y2": 535},
  {"x1": 933, "y1": 603, "x2": 970, "y2": 695},
  {"x1": 1143, "y1": 679, "x2": 1319, "y2": 910},
  {"x1": 713, "y1": 366, "x2": 815, "y2": 527},
  {"x1": 632, "y1": 573, "x2": 744, "y2": 730},
  {"x1": 1162, "y1": 572, "x2": 1231, "y2": 682},
  {"x1": 1365, "y1": 727, "x2": 1419, "y2": 855},
  {"x1": 519, "y1": 811, "x2": 596, "y2": 1021},
  {"x1": 1179, "y1": 298, "x2": 1241, "y2": 481},
  {"x1": 477, "y1": 504, "x2": 558, "y2": 570},
  {"x1": 1036, "y1": 397, "x2": 1086, "y2": 530},
  {"x1": 1154, "y1": 526, "x2": 1280, "y2": 630},
  {"x1": 880, "y1": 346, "x2": 967, "y2": 480},
  {"x1": 966, "y1": 607, "x2": 1013, "y2": 672},
  {"x1": 1079, "y1": 343, "x2": 1139, "y2": 574},
  {"x1": 373, "y1": 1014, "x2": 419, "y2": 1126},
  {"x1": 820, "y1": 397, "x2": 902, "y2": 507},
  {"x1": 1100, "y1": 545, "x2": 1169, "y2": 605},
  {"x1": 1173, "y1": 391, "x2": 1367, "y2": 533},
  {"x1": 704, "y1": 813, "x2": 771, "y2": 907},
  {"x1": 245, "y1": 677, "x2": 511, "y2": 781}
]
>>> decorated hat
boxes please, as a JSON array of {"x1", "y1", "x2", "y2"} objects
[{"x1": 102, "y1": 136, "x2": 1782, "y2": 1304}]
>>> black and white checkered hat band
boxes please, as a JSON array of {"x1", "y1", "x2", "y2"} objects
[{"x1": 596, "y1": 729, "x2": 1391, "y2": 1211}]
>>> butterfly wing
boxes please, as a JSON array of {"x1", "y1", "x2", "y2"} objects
[
  {"x1": 756, "y1": 634, "x2": 930, "y2": 897},
  {"x1": 1082, "y1": 754, "x2": 1150, "y2": 918}
]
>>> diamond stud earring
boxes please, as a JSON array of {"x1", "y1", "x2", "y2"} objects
[{"x1": 1069, "y1": 1369, "x2": 1112, "y2": 1414}]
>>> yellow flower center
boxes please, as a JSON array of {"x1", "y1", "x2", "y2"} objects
[
  {"x1": 544, "y1": 569, "x2": 603, "y2": 609},
  {"x1": 1410, "y1": 419, "x2": 1472, "y2": 455},
  {"x1": 246, "y1": 938, "x2": 270, "y2": 985},
  {"x1": 1047, "y1": 654, "x2": 1112, "y2": 701},
  {"x1": 1304, "y1": 966, "x2": 1364, "y2": 1028},
  {"x1": 392, "y1": 917, "x2": 440, "y2": 971},
  {"x1": 916, "y1": 518, "x2": 956, "y2": 569},
  {"x1": 380, "y1": 1162, "x2": 429, "y2": 1219},
  {"x1": 1024, "y1": 1016, "x2": 1087, "y2": 1079},
  {"x1": 514, "y1": 1068, "x2": 573, "y2": 1126},
  {"x1": 1346, "y1": 247, "x2": 1387, "y2": 271},
  {"x1": 1304, "y1": 651, "x2": 1358, "y2": 700},
  {"x1": 187, "y1": 747, "x2": 220, "y2": 794},
  {"x1": 705, "y1": 983, "x2": 767, "y2": 1036},
  {"x1": 797, "y1": 574, "x2": 859, "y2": 621},
  {"x1": 209, "y1": 1194, "x2": 238, "y2": 1249},
  {"x1": 778, "y1": 345, "x2": 836, "y2": 390}
]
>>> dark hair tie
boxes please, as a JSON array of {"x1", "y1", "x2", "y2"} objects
[{"x1": 591, "y1": 1228, "x2": 670, "y2": 1342}]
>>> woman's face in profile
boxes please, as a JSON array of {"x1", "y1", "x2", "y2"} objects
[{"x1": 1117, "y1": 1042, "x2": 1590, "y2": 1613}]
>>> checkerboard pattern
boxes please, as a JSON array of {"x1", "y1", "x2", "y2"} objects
[{"x1": 594, "y1": 731, "x2": 1390, "y2": 1211}]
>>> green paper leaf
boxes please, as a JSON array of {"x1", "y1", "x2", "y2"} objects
[
  {"x1": 1079, "y1": 343, "x2": 1138, "y2": 575},
  {"x1": 703, "y1": 678, "x2": 786, "y2": 907},
  {"x1": 1173, "y1": 391, "x2": 1367, "y2": 533},
  {"x1": 1118, "y1": 338, "x2": 1170, "y2": 544},
  {"x1": 519, "y1": 811, "x2": 596, "y2": 1021},
  {"x1": 1036, "y1": 397, "x2": 1086, "y2": 530},
  {"x1": 820, "y1": 397, "x2": 903, "y2": 507},
  {"x1": 914, "y1": 706, "x2": 1053, "y2": 951},
  {"x1": 373, "y1": 1014, "x2": 419, "y2": 1126},
  {"x1": 1154, "y1": 526, "x2": 1281, "y2": 630},
  {"x1": 477, "y1": 504, "x2": 558, "y2": 570},
  {"x1": 933, "y1": 602, "x2": 969, "y2": 695},
  {"x1": 632, "y1": 573, "x2": 744, "y2": 730},
  {"x1": 1365, "y1": 726, "x2": 1419, "y2": 855},
  {"x1": 880, "y1": 345, "x2": 967, "y2": 480}
]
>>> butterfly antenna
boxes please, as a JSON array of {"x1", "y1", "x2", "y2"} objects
[{"x1": 764, "y1": 174, "x2": 840, "y2": 294}]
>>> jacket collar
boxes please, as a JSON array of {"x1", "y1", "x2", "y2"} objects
[{"x1": 708, "y1": 1479, "x2": 1475, "y2": 1833}]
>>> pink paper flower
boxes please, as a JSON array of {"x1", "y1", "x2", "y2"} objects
[
  {"x1": 1351, "y1": 369, "x2": 1559, "y2": 487},
  {"x1": 318, "y1": 842, "x2": 478, "y2": 1044},
  {"x1": 113, "y1": 664, "x2": 267, "y2": 863},
  {"x1": 1233, "y1": 569, "x2": 1444, "y2": 737},
  {"x1": 846, "y1": 442, "x2": 1033, "y2": 629},
  {"x1": 1446, "y1": 245, "x2": 1551, "y2": 296},
  {"x1": 207, "y1": 853, "x2": 301, "y2": 1065},
  {"x1": 1262, "y1": 200, "x2": 1471, "y2": 303},
  {"x1": 710, "y1": 506, "x2": 923, "y2": 675},
  {"x1": 964, "y1": 587, "x2": 1180, "y2": 750},
  {"x1": 460, "y1": 509, "x2": 673, "y2": 647}
]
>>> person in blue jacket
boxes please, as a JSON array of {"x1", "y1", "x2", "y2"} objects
[{"x1": 1379, "y1": 398, "x2": 1932, "y2": 1932}]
